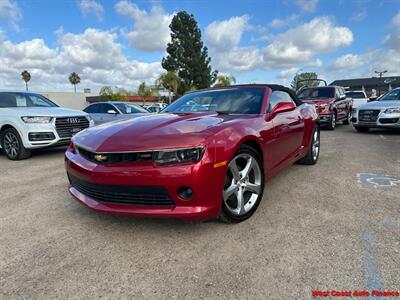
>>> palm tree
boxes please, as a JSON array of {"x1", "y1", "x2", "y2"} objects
[
  {"x1": 21, "y1": 70, "x2": 31, "y2": 91},
  {"x1": 156, "y1": 71, "x2": 180, "y2": 104},
  {"x1": 214, "y1": 75, "x2": 236, "y2": 87},
  {"x1": 68, "y1": 72, "x2": 81, "y2": 93}
]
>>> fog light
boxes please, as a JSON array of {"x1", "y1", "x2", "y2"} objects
[{"x1": 178, "y1": 187, "x2": 193, "y2": 200}]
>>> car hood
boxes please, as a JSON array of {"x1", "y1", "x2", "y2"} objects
[
  {"x1": 4, "y1": 107, "x2": 87, "y2": 117},
  {"x1": 73, "y1": 112, "x2": 249, "y2": 152},
  {"x1": 358, "y1": 100, "x2": 400, "y2": 109}
]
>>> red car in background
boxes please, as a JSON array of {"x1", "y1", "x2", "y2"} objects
[
  {"x1": 65, "y1": 85, "x2": 319, "y2": 223},
  {"x1": 297, "y1": 85, "x2": 352, "y2": 130}
]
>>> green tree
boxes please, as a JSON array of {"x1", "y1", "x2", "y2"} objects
[
  {"x1": 99, "y1": 86, "x2": 126, "y2": 101},
  {"x1": 291, "y1": 72, "x2": 319, "y2": 91},
  {"x1": 68, "y1": 72, "x2": 81, "y2": 93},
  {"x1": 137, "y1": 82, "x2": 152, "y2": 105},
  {"x1": 162, "y1": 11, "x2": 217, "y2": 95},
  {"x1": 156, "y1": 71, "x2": 180, "y2": 103},
  {"x1": 214, "y1": 75, "x2": 236, "y2": 87},
  {"x1": 99, "y1": 86, "x2": 113, "y2": 97},
  {"x1": 21, "y1": 70, "x2": 31, "y2": 91}
]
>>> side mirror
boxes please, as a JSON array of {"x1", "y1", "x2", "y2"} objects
[
  {"x1": 266, "y1": 102, "x2": 296, "y2": 121},
  {"x1": 107, "y1": 109, "x2": 117, "y2": 114}
]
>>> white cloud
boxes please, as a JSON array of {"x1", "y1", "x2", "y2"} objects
[
  {"x1": 0, "y1": 28, "x2": 162, "y2": 91},
  {"x1": 213, "y1": 47, "x2": 262, "y2": 72},
  {"x1": 293, "y1": 0, "x2": 318, "y2": 13},
  {"x1": 209, "y1": 16, "x2": 351, "y2": 74},
  {"x1": 351, "y1": 9, "x2": 367, "y2": 22},
  {"x1": 268, "y1": 14, "x2": 298, "y2": 29},
  {"x1": 277, "y1": 67, "x2": 300, "y2": 78},
  {"x1": 390, "y1": 11, "x2": 400, "y2": 27},
  {"x1": 263, "y1": 17, "x2": 352, "y2": 68},
  {"x1": 78, "y1": 0, "x2": 104, "y2": 22},
  {"x1": 331, "y1": 53, "x2": 368, "y2": 70},
  {"x1": 115, "y1": 1, "x2": 173, "y2": 52},
  {"x1": 384, "y1": 11, "x2": 400, "y2": 49},
  {"x1": 205, "y1": 15, "x2": 250, "y2": 51},
  {"x1": 0, "y1": 0, "x2": 22, "y2": 31}
]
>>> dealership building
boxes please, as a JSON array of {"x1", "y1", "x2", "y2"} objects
[{"x1": 330, "y1": 76, "x2": 400, "y2": 96}]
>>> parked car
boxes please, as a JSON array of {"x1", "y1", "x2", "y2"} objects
[
  {"x1": 351, "y1": 87, "x2": 400, "y2": 132},
  {"x1": 83, "y1": 102, "x2": 149, "y2": 125},
  {"x1": 145, "y1": 105, "x2": 162, "y2": 113},
  {"x1": 0, "y1": 91, "x2": 92, "y2": 160},
  {"x1": 297, "y1": 86, "x2": 352, "y2": 130},
  {"x1": 144, "y1": 103, "x2": 168, "y2": 113},
  {"x1": 345, "y1": 90, "x2": 369, "y2": 108},
  {"x1": 65, "y1": 84, "x2": 320, "y2": 223}
]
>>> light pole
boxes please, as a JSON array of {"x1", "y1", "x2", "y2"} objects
[{"x1": 374, "y1": 70, "x2": 387, "y2": 96}]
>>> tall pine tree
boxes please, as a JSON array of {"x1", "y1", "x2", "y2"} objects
[{"x1": 162, "y1": 11, "x2": 217, "y2": 95}]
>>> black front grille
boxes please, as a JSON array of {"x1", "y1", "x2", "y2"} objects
[
  {"x1": 379, "y1": 118, "x2": 399, "y2": 124},
  {"x1": 28, "y1": 132, "x2": 56, "y2": 141},
  {"x1": 69, "y1": 175, "x2": 174, "y2": 206},
  {"x1": 358, "y1": 110, "x2": 380, "y2": 122},
  {"x1": 56, "y1": 117, "x2": 89, "y2": 138},
  {"x1": 77, "y1": 147, "x2": 154, "y2": 164}
]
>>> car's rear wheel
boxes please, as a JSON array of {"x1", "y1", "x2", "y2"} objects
[
  {"x1": 354, "y1": 126, "x2": 370, "y2": 133},
  {"x1": 220, "y1": 145, "x2": 264, "y2": 223},
  {"x1": 297, "y1": 126, "x2": 320, "y2": 165},
  {"x1": 1, "y1": 128, "x2": 31, "y2": 160}
]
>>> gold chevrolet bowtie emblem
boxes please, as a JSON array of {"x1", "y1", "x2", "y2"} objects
[{"x1": 94, "y1": 154, "x2": 108, "y2": 162}]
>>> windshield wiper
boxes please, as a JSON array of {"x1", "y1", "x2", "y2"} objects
[{"x1": 214, "y1": 110, "x2": 230, "y2": 115}]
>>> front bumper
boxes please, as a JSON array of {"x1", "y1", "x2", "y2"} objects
[
  {"x1": 20, "y1": 119, "x2": 92, "y2": 149},
  {"x1": 65, "y1": 149, "x2": 225, "y2": 221},
  {"x1": 318, "y1": 113, "x2": 332, "y2": 125},
  {"x1": 351, "y1": 110, "x2": 400, "y2": 129}
]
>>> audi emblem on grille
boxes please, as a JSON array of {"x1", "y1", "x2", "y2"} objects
[{"x1": 67, "y1": 118, "x2": 80, "y2": 124}]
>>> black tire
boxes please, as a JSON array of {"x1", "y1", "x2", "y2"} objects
[
  {"x1": 1, "y1": 128, "x2": 31, "y2": 160},
  {"x1": 297, "y1": 126, "x2": 320, "y2": 165},
  {"x1": 219, "y1": 144, "x2": 265, "y2": 223},
  {"x1": 326, "y1": 111, "x2": 336, "y2": 130},
  {"x1": 354, "y1": 126, "x2": 370, "y2": 133}
]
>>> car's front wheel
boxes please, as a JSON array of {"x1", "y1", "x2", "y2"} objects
[
  {"x1": 326, "y1": 112, "x2": 336, "y2": 130},
  {"x1": 1, "y1": 128, "x2": 31, "y2": 160},
  {"x1": 220, "y1": 145, "x2": 264, "y2": 223}
]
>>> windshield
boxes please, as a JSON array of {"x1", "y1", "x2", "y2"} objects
[
  {"x1": 378, "y1": 89, "x2": 400, "y2": 101},
  {"x1": 114, "y1": 103, "x2": 148, "y2": 114},
  {"x1": 163, "y1": 88, "x2": 264, "y2": 114},
  {"x1": 298, "y1": 87, "x2": 335, "y2": 99},
  {"x1": 0, "y1": 92, "x2": 57, "y2": 108},
  {"x1": 345, "y1": 91, "x2": 366, "y2": 99}
]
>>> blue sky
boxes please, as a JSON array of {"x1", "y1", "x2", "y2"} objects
[{"x1": 0, "y1": 0, "x2": 399, "y2": 92}]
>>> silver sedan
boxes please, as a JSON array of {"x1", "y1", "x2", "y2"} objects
[{"x1": 351, "y1": 87, "x2": 400, "y2": 132}]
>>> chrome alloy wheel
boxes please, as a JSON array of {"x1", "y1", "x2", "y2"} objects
[
  {"x1": 331, "y1": 113, "x2": 336, "y2": 128},
  {"x1": 223, "y1": 153, "x2": 262, "y2": 216},
  {"x1": 312, "y1": 129, "x2": 320, "y2": 161},
  {"x1": 3, "y1": 132, "x2": 20, "y2": 159}
]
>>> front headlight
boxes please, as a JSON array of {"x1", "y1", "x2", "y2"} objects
[
  {"x1": 154, "y1": 146, "x2": 205, "y2": 165},
  {"x1": 352, "y1": 108, "x2": 357, "y2": 114},
  {"x1": 319, "y1": 104, "x2": 330, "y2": 113},
  {"x1": 384, "y1": 107, "x2": 400, "y2": 114},
  {"x1": 21, "y1": 116, "x2": 53, "y2": 123}
]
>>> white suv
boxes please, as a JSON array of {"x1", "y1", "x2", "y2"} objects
[{"x1": 0, "y1": 92, "x2": 93, "y2": 160}]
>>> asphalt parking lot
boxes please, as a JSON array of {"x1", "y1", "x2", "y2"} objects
[{"x1": 1, "y1": 125, "x2": 399, "y2": 299}]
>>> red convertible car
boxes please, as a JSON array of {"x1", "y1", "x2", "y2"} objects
[{"x1": 65, "y1": 85, "x2": 319, "y2": 223}]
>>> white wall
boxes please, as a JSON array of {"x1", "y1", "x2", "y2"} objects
[{"x1": 41, "y1": 92, "x2": 97, "y2": 110}]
